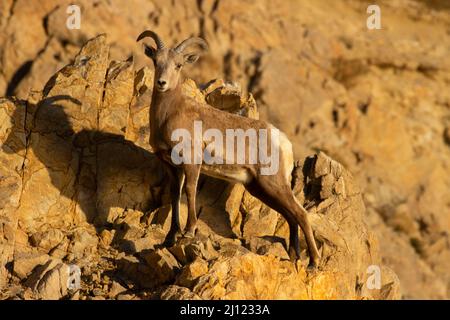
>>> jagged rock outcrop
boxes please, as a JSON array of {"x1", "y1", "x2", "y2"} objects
[
  {"x1": 0, "y1": 35, "x2": 400, "y2": 300},
  {"x1": 2, "y1": 0, "x2": 450, "y2": 300}
]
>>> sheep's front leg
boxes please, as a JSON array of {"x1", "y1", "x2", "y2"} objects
[
  {"x1": 183, "y1": 164, "x2": 201, "y2": 238},
  {"x1": 164, "y1": 165, "x2": 185, "y2": 246}
]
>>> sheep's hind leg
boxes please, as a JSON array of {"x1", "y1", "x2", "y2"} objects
[
  {"x1": 249, "y1": 178, "x2": 321, "y2": 269},
  {"x1": 288, "y1": 220, "x2": 301, "y2": 262},
  {"x1": 245, "y1": 180, "x2": 301, "y2": 263},
  {"x1": 289, "y1": 197, "x2": 321, "y2": 269}
]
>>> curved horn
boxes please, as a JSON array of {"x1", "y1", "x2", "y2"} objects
[
  {"x1": 136, "y1": 30, "x2": 165, "y2": 50},
  {"x1": 174, "y1": 37, "x2": 208, "y2": 54}
]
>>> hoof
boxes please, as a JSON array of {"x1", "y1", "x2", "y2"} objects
[
  {"x1": 163, "y1": 232, "x2": 181, "y2": 247},
  {"x1": 307, "y1": 259, "x2": 320, "y2": 272},
  {"x1": 306, "y1": 264, "x2": 317, "y2": 272},
  {"x1": 288, "y1": 246, "x2": 300, "y2": 262},
  {"x1": 163, "y1": 238, "x2": 176, "y2": 247},
  {"x1": 183, "y1": 231, "x2": 195, "y2": 238}
]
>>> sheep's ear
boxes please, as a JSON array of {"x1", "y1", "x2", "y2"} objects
[
  {"x1": 184, "y1": 53, "x2": 199, "y2": 64},
  {"x1": 144, "y1": 44, "x2": 156, "y2": 59}
]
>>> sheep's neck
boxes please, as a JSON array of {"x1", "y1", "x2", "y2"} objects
[{"x1": 150, "y1": 81, "x2": 183, "y2": 149}]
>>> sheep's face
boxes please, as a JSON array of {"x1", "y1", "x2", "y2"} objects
[
  {"x1": 145, "y1": 47, "x2": 199, "y2": 93},
  {"x1": 137, "y1": 32, "x2": 208, "y2": 93}
]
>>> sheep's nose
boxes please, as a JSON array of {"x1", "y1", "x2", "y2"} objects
[{"x1": 157, "y1": 80, "x2": 167, "y2": 87}]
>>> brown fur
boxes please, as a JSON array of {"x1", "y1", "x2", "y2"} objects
[{"x1": 138, "y1": 31, "x2": 321, "y2": 268}]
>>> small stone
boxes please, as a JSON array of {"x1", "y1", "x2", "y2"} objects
[
  {"x1": 25, "y1": 259, "x2": 69, "y2": 300},
  {"x1": 246, "y1": 237, "x2": 289, "y2": 260},
  {"x1": 13, "y1": 252, "x2": 50, "y2": 279},
  {"x1": 68, "y1": 229, "x2": 99, "y2": 258},
  {"x1": 169, "y1": 244, "x2": 189, "y2": 265},
  {"x1": 120, "y1": 226, "x2": 165, "y2": 253},
  {"x1": 108, "y1": 281, "x2": 127, "y2": 298},
  {"x1": 141, "y1": 248, "x2": 180, "y2": 287},
  {"x1": 70, "y1": 291, "x2": 80, "y2": 300},
  {"x1": 99, "y1": 229, "x2": 115, "y2": 247},
  {"x1": 92, "y1": 288, "x2": 104, "y2": 296},
  {"x1": 156, "y1": 285, "x2": 201, "y2": 300},
  {"x1": 30, "y1": 229, "x2": 65, "y2": 252},
  {"x1": 176, "y1": 258, "x2": 209, "y2": 288},
  {"x1": 205, "y1": 81, "x2": 242, "y2": 111}
]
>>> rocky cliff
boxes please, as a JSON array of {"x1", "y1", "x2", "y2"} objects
[
  {"x1": 0, "y1": 0, "x2": 449, "y2": 299},
  {"x1": 0, "y1": 34, "x2": 400, "y2": 300}
]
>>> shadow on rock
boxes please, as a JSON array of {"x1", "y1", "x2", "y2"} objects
[{"x1": 2, "y1": 95, "x2": 166, "y2": 237}]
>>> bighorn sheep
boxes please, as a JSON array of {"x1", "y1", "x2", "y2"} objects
[{"x1": 137, "y1": 30, "x2": 321, "y2": 268}]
